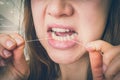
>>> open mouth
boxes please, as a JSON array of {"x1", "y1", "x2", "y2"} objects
[
  {"x1": 47, "y1": 24, "x2": 78, "y2": 49},
  {"x1": 48, "y1": 27, "x2": 78, "y2": 41}
]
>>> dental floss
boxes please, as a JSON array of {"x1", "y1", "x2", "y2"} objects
[
  {"x1": 18, "y1": 27, "x2": 103, "y2": 56},
  {"x1": 18, "y1": 25, "x2": 83, "y2": 45},
  {"x1": 25, "y1": 38, "x2": 52, "y2": 42},
  {"x1": 25, "y1": 37, "x2": 85, "y2": 47},
  {"x1": 21, "y1": 34, "x2": 103, "y2": 56}
]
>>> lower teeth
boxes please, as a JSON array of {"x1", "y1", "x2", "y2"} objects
[{"x1": 52, "y1": 32, "x2": 77, "y2": 41}]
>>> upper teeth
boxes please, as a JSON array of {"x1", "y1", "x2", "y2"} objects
[
  {"x1": 52, "y1": 28, "x2": 70, "y2": 32},
  {"x1": 51, "y1": 28, "x2": 77, "y2": 41}
]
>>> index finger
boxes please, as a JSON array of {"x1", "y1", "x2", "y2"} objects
[
  {"x1": 85, "y1": 40, "x2": 113, "y2": 80},
  {"x1": 89, "y1": 51, "x2": 104, "y2": 80}
]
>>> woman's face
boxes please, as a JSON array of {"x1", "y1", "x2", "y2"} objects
[{"x1": 31, "y1": 0, "x2": 110, "y2": 64}]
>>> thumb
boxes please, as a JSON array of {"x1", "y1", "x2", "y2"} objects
[
  {"x1": 10, "y1": 33, "x2": 26, "y2": 65},
  {"x1": 13, "y1": 42, "x2": 26, "y2": 66},
  {"x1": 10, "y1": 34, "x2": 29, "y2": 75}
]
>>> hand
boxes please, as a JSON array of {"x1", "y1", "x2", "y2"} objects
[
  {"x1": 0, "y1": 33, "x2": 29, "y2": 80},
  {"x1": 86, "y1": 40, "x2": 120, "y2": 80}
]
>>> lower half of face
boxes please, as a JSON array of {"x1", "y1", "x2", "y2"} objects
[
  {"x1": 31, "y1": 0, "x2": 109, "y2": 64},
  {"x1": 34, "y1": 17, "x2": 106, "y2": 64}
]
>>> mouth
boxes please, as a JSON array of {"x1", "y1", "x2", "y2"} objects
[
  {"x1": 48, "y1": 27, "x2": 78, "y2": 41},
  {"x1": 47, "y1": 24, "x2": 78, "y2": 49}
]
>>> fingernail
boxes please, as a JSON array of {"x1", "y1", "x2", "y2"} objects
[
  {"x1": 15, "y1": 38, "x2": 23, "y2": 45},
  {"x1": 6, "y1": 40, "x2": 14, "y2": 48},
  {"x1": 85, "y1": 43, "x2": 95, "y2": 51},
  {"x1": 3, "y1": 49, "x2": 12, "y2": 57}
]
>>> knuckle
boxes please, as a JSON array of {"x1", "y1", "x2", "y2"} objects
[
  {"x1": 6, "y1": 41, "x2": 17, "y2": 50},
  {"x1": 0, "y1": 33, "x2": 24, "y2": 50},
  {"x1": 0, "y1": 45, "x2": 12, "y2": 59},
  {"x1": 0, "y1": 37, "x2": 16, "y2": 50},
  {"x1": 10, "y1": 33, "x2": 24, "y2": 44}
]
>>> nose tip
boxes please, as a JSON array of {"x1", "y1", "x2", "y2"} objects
[{"x1": 47, "y1": 1, "x2": 74, "y2": 18}]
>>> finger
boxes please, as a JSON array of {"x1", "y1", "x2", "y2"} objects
[
  {"x1": 85, "y1": 40, "x2": 113, "y2": 80},
  {"x1": 103, "y1": 45, "x2": 120, "y2": 67},
  {"x1": 9, "y1": 33, "x2": 25, "y2": 46},
  {"x1": 9, "y1": 33, "x2": 26, "y2": 64},
  {"x1": 13, "y1": 43, "x2": 29, "y2": 75},
  {"x1": 8, "y1": 33, "x2": 25, "y2": 63},
  {"x1": 0, "y1": 44, "x2": 12, "y2": 59},
  {"x1": 105, "y1": 55, "x2": 120, "y2": 80},
  {"x1": 9, "y1": 33, "x2": 28, "y2": 75},
  {"x1": 0, "y1": 45, "x2": 12, "y2": 67},
  {"x1": 0, "y1": 33, "x2": 24, "y2": 59},
  {"x1": 0, "y1": 34, "x2": 29, "y2": 76},
  {"x1": 0, "y1": 34, "x2": 17, "y2": 50},
  {"x1": 86, "y1": 40, "x2": 112, "y2": 53},
  {"x1": 86, "y1": 40, "x2": 114, "y2": 68},
  {"x1": 89, "y1": 51, "x2": 104, "y2": 80},
  {"x1": 0, "y1": 49, "x2": 12, "y2": 59}
]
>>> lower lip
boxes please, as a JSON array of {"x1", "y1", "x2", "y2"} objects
[{"x1": 47, "y1": 33, "x2": 78, "y2": 50}]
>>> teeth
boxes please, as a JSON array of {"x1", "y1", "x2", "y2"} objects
[
  {"x1": 67, "y1": 35, "x2": 71, "y2": 41},
  {"x1": 51, "y1": 32, "x2": 77, "y2": 41},
  {"x1": 71, "y1": 34, "x2": 76, "y2": 39},
  {"x1": 52, "y1": 28, "x2": 70, "y2": 32}
]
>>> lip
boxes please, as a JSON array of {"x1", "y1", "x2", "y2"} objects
[
  {"x1": 47, "y1": 24, "x2": 77, "y2": 32},
  {"x1": 47, "y1": 24, "x2": 78, "y2": 50}
]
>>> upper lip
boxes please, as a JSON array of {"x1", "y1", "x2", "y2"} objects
[{"x1": 47, "y1": 24, "x2": 77, "y2": 33}]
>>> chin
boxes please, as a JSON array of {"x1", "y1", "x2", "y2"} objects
[{"x1": 46, "y1": 47, "x2": 87, "y2": 64}]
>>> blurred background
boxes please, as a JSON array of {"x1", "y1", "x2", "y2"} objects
[
  {"x1": 0, "y1": 0, "x2": 23, "y2": 33},
  {"x1": 0, "y1": 0, "x2": 29, "y2": 60}
]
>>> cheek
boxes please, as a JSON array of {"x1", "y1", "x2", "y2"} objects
[
  {"x1": 79, "y1": 17, "x2": 106, "y2": 43},
  {"x1": 77, "y1": 8, "x2": 107, "y2": 43},
  {"x1": 80, "y1": 26, "x2": 105, "y2": 43},
  {"x1": 31, "y1": 4, "x2": 46, "y2": 38}
]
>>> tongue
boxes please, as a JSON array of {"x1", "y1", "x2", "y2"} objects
[{"x1": 55, "y1": 32, "x2": 74, "y2": 36}]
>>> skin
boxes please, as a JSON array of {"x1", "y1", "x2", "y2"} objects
[
  {"x1": 31, "y1": 0, "x2": 109, "y2": 64},
  {"x1": 0, "y1": 33, "x2": 29, "y2": 80},
  {"x1": 31, "y1": 0, "x2": 108, "y2": 79},
  {"x1": 0, "y1": 0, "x2": 119, "y2": 80},
  {"x1": 31, "y1": 0, "x2": 120, "y2": 80}
]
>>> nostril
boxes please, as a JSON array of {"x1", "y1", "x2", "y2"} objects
[
  {"x1": 47, "y1": 1, "x2": 74, "y2": 18},
  {"x1": 65, "y1": 4, "x2": 74, "y2": 16}
]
